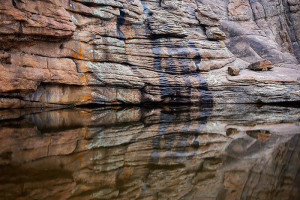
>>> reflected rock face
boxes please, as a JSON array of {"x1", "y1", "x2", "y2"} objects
[
  {"x1": 0, "y1": 0, "x2": 300, "y2": 108},
  {"x1": 0, "y1": 105, "x2": 300, "y2": 199}
]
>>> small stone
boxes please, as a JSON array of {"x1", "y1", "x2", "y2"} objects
[
  {"x1": 246, "y1": 130, "x2": 271, "y2": 140},
  {"x1": 226, "y1": 128, "x2": 239, "y2": 136},
  {"x1": 0, "y1": 51, "x2": 11, "y2": 64},
  {"x1": 228, "y1": 67, "x2": 240, "y2": 76},
  {"x1": 206, "y1": 27, "x2": 226, "y2": 40},
  {"x1": 248, "y1": 60, "x2": 274, "y2": 71}
]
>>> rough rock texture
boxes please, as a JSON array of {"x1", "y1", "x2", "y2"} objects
[
  {"x1": 0, "y1": 105, "x2": 299, "y2": 199},
  {"x1": 0, "y1": 0, "x2": 299, "y2": 107}
]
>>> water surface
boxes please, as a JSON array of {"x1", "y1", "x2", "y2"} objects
[{"x1": 0, "y1": 105, "x2": 299, "y2": 199}]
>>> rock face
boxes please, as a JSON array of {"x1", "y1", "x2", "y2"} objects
[
  {"x1": 0, "y1": 105, "x2": 299, "y2": 199},
  {"x1": 0, "y1": 0, "x2": 299, "y2": 107}
]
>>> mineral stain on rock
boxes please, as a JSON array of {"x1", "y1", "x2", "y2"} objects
[{"x1": 116, "y1": 6, "x2": 126, "y2": 40}]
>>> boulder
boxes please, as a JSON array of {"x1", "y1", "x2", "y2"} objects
[
  {"x1": 248, "y1": 60, "x2": 274, "y2": 71},
  {"x1": 228, "y1": 67, "x2": 240, "y2": 76},
  {"x1": 206, "y1": 27, "x2": 226, "y2": 40}
]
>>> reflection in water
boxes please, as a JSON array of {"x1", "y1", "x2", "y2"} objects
[{"x1": 0, "y1": 105, "x2": 299, "y2": 200}]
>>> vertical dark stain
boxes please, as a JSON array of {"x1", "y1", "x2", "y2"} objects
[
  {"x1": 91, "y1": 33, "x2": 96, "y2": 60},
  {"x1": 11, "y1": 0, "x2": 17, "y2": 7},
  {"x1": 153, "y1": 42, "x2": 174, "y2": 99},
  {"x1": 140, "y1": 1, "x2": 213, "y2": 166},
  {"x1": 189, "y1": 41, "x2": 201, "y2": 73},
  {"x1": 141, "y1": 2, "x2": 177, "y2": 101},
  {"x1": 177, "y1": 121, "x2": 191, "y2": 151},
  {"x1": 159, "y1": 0, "x2": 163, "y2": 7},
  {"x1": 189, "y1": 41, "x2": 213, "y2": 104},
  {"x1": 117, "y1": 7, "x2": 126, "y2": 40},
  {"x1": 151, "y1": 112, "x2": 172, "y2": 164},
  {"x1": 166, "y1": 39, "x2": 192, "y2": 104}
]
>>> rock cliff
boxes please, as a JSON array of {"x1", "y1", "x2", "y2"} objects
[{"x1": 0, "y1": 0, "x2": 299, "y2": 107}]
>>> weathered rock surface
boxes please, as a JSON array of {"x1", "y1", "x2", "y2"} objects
[
  {"x1": 0, "y1": 105, "x2": 299, "y2": 199},
  {"x1": 0, "y1": 0, "x2": 299, "y2": 107}
]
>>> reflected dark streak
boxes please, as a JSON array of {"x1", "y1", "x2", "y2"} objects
[{"x1": 0, "y1": 105, "x2": 300, "y2": 199}]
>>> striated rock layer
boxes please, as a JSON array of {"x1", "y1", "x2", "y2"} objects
[
  {"x1": 0, "y1": 105, "x2": 300, "y2": 199},
  {"x1": 0, "y1": 0, "x2": 300, "y2": 107}
]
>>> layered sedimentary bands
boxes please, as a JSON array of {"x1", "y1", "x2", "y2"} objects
[
  {"x1": 0, "y1": 105, "x2": 299, "y2": 199},
  {"x1": 0, "y1": 0, "x2": 299, "y2": 107}
]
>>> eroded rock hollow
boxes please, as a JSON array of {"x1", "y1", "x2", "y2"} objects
[{"x1": 0, "y1": 0, "x2": 299, "y2": 108}]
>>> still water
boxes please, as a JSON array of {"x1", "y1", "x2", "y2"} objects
[{"x1": 0, "y1": 104, "x2": 299, "y2": 200}]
